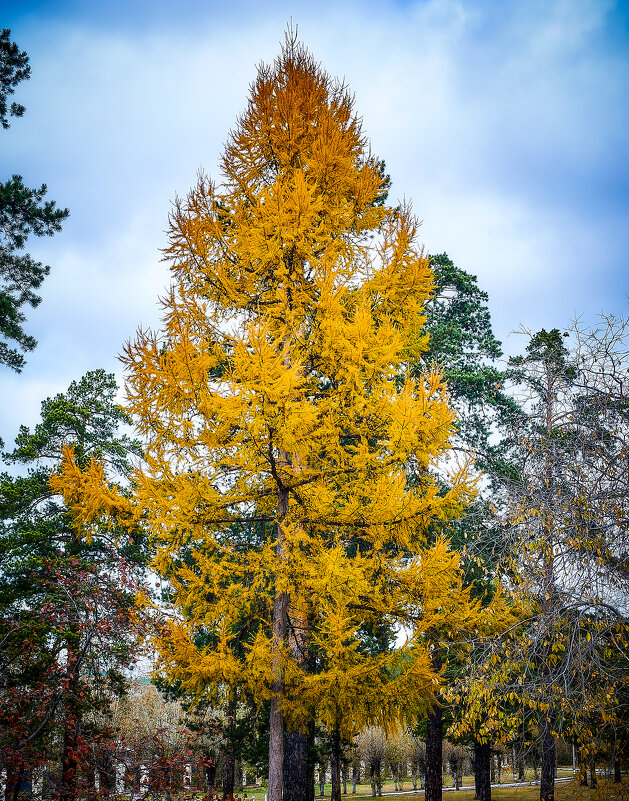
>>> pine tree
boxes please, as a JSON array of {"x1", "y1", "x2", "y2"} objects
[
  {"x1": 0, "y1": 29, "x2": 69, "y2": 372},
  {"x1": 56, "y1": 33, "x2": 488, "y2": 801}
]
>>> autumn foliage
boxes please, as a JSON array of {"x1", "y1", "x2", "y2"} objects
[{"x1": 51, "y1": 33, "x2": 517, "y2": 801}]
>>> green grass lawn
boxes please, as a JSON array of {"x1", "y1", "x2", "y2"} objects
[{"x1": 242, "y1": 774, "x2": 628, "y2": 801}]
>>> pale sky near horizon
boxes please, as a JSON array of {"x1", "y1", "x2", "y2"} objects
[{"x1": 2, "y1": 0, "x2": 629, "y2": 449}]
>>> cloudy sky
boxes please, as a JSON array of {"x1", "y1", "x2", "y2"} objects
[{"x1": 2, "y1": 0, "x2": 629, "y2": 447}]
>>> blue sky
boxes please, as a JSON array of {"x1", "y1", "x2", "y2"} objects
[{"x1": 2, "y1": 0, "x2": 629, "y2": 446}]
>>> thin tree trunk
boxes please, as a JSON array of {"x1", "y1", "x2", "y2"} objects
[
  {"x1": 319, "y1": 763, "x2": 326, "y2": 797},
  {"x1": 60, "y1": 637, "x2": 81, "y2": 801},
  {"x1": 473, "y1": 743, "x2": 491, "y2": 801},
  {"x1": 223, "y1": 694, "x2": 237, "y2": 801},
  {"x1": 539, "y1": 361, "x2": 557, "y2": 801},
  {"x1": 614, "y1": 758, "x2": 622, "y2": 784},
  {"x1": 352, "y1": 762, "x2": 358, "y2": 794}
]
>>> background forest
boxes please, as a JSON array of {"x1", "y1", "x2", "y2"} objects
[{"x1": 1, "y1": 6, "x2": 628, "y2": 801}]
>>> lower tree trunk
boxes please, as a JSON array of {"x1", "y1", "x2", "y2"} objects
[
  {"x1": 319, "y1": 762, "x2": 326, "y2": 797},
  {"x1": 369, "y1": 766, "x2": 376, "y2": 797},
  {"x1": 330, "y1": 728, "x2": 342, "y2": 801},
  {"x1": 352, "y1": 762, "x2": 358, "y2": 794},
  {"x1": 204, "y1": 761, "x2": 217, "y2": 792},
  {"x1": 539, "y1": 718, "x2": 556, "y2": 801},
  {"x1": 589, "y1": 758, "x2": 597, "y2": 789},
  {"x1": 614, "y1": 758, "x2": 622, "y2": 784},
  {"x1": 517, "y1": 758, "x2": 525, "y2": 782},
  {"x1": 284, "y1": 728, "x2": 310, "y2": 801},
  {"x1": 269, "y1": 694, "x2": 285, "y2": 801},
  {"x1": 269, "y1": 487, "x2": 290, "y2": 801},
  {"x1": 578, "y1": 749, "x2": 588, "y2": 786},
  {"x1": 425, "y1": 702, "x2": 443, "y2": 801},
  {"x1": 473, "y1": 743, "x2": 491, "y2": 801}
]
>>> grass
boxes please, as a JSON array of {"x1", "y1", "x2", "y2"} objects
[
  {"x1": 241, "y1": 774, "x2": 629, "y2": 801},
  {"x1": 313, "y1": 779, "x2": 629, "y2": 801}
]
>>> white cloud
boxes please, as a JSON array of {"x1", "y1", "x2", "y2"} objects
[{"x1": 2, "y1": 0, "x2": 628, "y2": 444}]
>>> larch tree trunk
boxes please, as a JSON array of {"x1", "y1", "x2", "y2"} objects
[
  {"x1": 330, "y1": 728, "x2": 342, "y2": 801},
  {"x1": 269, "y1": 486, "x2": 290, "y2": 801},
  {"x1": 283, "y1": 605, "x2": 310, "y2": 801}
]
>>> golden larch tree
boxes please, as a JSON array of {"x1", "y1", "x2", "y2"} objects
[{"x1": 56, "y1": 33, "x2": 489, "y2": 801}]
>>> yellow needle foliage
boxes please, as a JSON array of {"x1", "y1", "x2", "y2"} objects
[{"x1": 54, "y1": 35, "x2": 485, "y2": 739}]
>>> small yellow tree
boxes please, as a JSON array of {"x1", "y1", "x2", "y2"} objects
[{"x1": 56, "y1": 33, "x2": 488, "y2": 801}]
